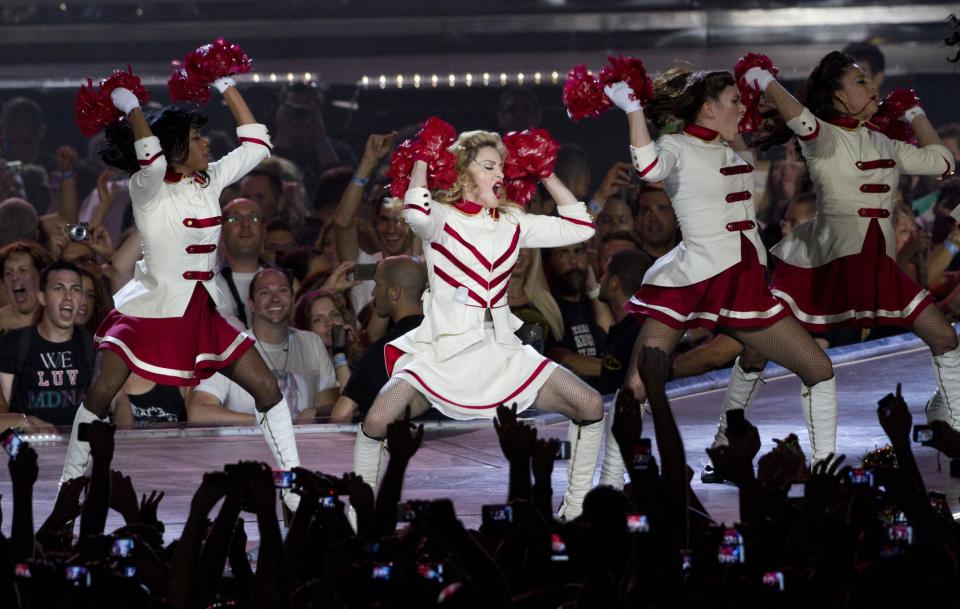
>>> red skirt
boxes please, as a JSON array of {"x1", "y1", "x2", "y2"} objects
[
  {"x1": 94, "y1": 283, "x2": 254, "y2": 386},
  {"x1": 770, "y1": 218, "x2": 932, "y2": 332},
  {"x1": 624, "y1": 234, "x2": 787, "y2": 331}
]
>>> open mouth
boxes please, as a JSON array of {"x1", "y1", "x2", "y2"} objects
[
  {"x1": 11, "y1": 286, "x2": 27, "y2": 303},
  {"x1": 493, "y1": 182, "x2": 503, "y2": 198}
]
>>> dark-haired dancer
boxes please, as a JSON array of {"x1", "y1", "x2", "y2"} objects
[
  {"x1": 719, "y1": 52, "x2": 957, "y2": 435},
  {"x1": 61, "y1": 79, "x2": 302, "y2": 510},
  {"x1": 604, "y1": 68, "x2": 838, "y2": 463}
]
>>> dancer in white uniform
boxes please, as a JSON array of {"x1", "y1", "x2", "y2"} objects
[
  {"x1": 60, "y1": 77, "x2": 301, "y2": 510},
  {"x1": 717, "y1": 51, "x2": 957, "y2": 436},
  {"x1": 602, "y1": 67, "x2": 837, "y2": 468},
  {"x1": 353, "y1": 130, "x2": 603, "y2": 519}
]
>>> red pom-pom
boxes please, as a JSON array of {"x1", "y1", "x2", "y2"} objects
[
  {"x1": 168, "y1": 68, "x2": 211, "y2": 105},
  {"x1": 76, "y1": 78, "x2": 115, "y2": 137},
  {"x1": 563, "y1": 65, "x2": 611, "y2": 122},
  {"x1": 878, "y1": 88, "x2": 922, "y2": 121},
  {"x1": 504, "y1": 178, "x2": 538, "y2": 208},
  {"x1": 501, "y1": 129, "x2": 558, "y2": 206},
  {"x1": 182, "y1": 37, "x2": 252, "y2": 82},
  {"x1": 74, "y1": 66, "x2": 150, "y2": 137},
  {"x1": 388, "y1": 116, "x2": 459, "y2": 198},
  {"x1": 170, "y1": 38, "x2": 252, "y2": 104},
  {"x1": 599, "y1": 56, "x2": 655, "y2": 107},
  {"x1": 389, "y1": 139, "x2": 416, "y2": 199},
  {"x1": 869, "y1": 89, "x2": 921, "y2": 144},
  {"x1": 734, "y1": 53, "x2": 780, "y2": 134}
]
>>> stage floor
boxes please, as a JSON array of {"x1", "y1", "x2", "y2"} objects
[{"x1": 1, "y1": 341, "x2": 957, "y2": 542}]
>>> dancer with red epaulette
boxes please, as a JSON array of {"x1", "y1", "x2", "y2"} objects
[
  {"x1": 595, "y1": 63, "x2": 837, "y2": 466},
  {"x1": 713, "y1": 51, "x2": 957, "y2": 442},
  {"x1": 352, "y1": 123, "x2": 602, "y2": 519},
  {"x1": 63, "y1": 41, "x2": 302, "y2": 511}
]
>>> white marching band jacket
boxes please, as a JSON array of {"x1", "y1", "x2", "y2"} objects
[
  {"x1": 629, "y1": 124, "x2": 764, "y2": 287},
  {"x1": 401, "y1": 186, "x2": 595, "y2": 361},
  {"x1": 112, "y1": 123, "x2": 272, "y2": 318},
  {"x1": 773, "y1": 107, "x2": 955, "y2": 268}
]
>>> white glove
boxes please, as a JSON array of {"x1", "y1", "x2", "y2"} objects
[
  {"x1": 212, "y1": 77, "x2": 236, "y2": 94},
  {"x1": 743, "y1": 67, "x2": 776, "y2": 92},
  {"x1": 109, "y1": 87, "x2": 140, "y2": 115},
  {"x1": 902, "y1": 106, "x2": 926, "y2": 124},
  {"x1": 604, "y1": 82, "x2": 643, "y2": 114}
]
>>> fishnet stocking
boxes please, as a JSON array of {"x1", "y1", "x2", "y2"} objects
[
  {"x1": 361, "y1": 377, "x2": 430, "y2": 438},
  {"x1": 622, "y1": 318, "x2": 686, "y2": 394},
  {"x1": 724, "y1": 316, "x2": 833, "y2": 387},
  {"x1": 533, "y1": 366, "x2": 604, "y2": 423},
  {"x1": 84, "y1": 350, "x2": 132, "y2": 418},
  {"x1": 220, "y1": 347, "x2": 282, "y2": 412},
  {"x1": 911, "y1": 305, "x2": 959, "y2": 356}
]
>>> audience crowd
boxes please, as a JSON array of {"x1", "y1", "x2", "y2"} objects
[{"x1": 0, "y1": 39, "x2": 959, "y2": 606}]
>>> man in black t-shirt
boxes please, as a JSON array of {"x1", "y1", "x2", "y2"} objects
[
  {"x1": 0, "y1": 261, "x2": 93, "y2": 427},
  {"x1": 543, "y1": 244, "x2": 607, "y2": 386},
  {"x1": 331, "y1": 256, "x2": 429, "y2": 422},
  {"x1": 598, "y1": 249, "x2": 652, "y2": 394}
]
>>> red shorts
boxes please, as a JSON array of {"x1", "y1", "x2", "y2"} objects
[
  {"x1": 770, "y1": 218, "x2": 932, "y2": 332},
  {"x1": 625, "y1": 234, "x2": 787, "y2": 331},
  {"x1": 94, "y1": 283, "x2": 254, "y2": 386}
]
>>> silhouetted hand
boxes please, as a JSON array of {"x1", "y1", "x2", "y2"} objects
[
  {"x1": 110, "y1": 470, "x2": 140, "y2": 522},
  {"x1": 8, "y1": 443, "x2": 38, "y2": 489},
  {"x1": 705, "y1": 445, "x2": 755, "y2": 488},
  {"x1": 611, "y1": 389, "x2": 643, "y2": 450},
  {"x1": 804, "y1": 453, "x2": 848, "y2": 510},
  {"x1": 139, "y1": 490, "x2": 165, "y2": 529},
  {"x1": 877, "y1": 383, "x2": 912, "y2": 444},
  {"x1": 87, "y1": 420, "x2": 115, "y2": 464},
  {"x1": 757, "y1": 437, "x2": 808, "y2": 491},
  {"x1": 342, "y1": 471, "x2": 375, "y2": 514},
  {"x1": 531, "y1": 437, "x2": 559, "y2": 482},
  {"x1": 493, "y1": 403, "x2": 537, "y2": 463},
  {"x1": 48, "y1": 476, "x2": 87, "y2": 525},
  {"x1": 193, "y1": 471, "x2": 229, "y2": 513},
  {"x1": 725, "y1": 419, "x2": 762, "y2": 464},
  {"x1": 386, "y1": 405, "x2": 424, "y2": 462},
  {"x1": 922, "y1": 421, "x2": 960, "y2": 458},
  {"x1": 637, "y1": 346, "x2": 672, "y2": 394}
]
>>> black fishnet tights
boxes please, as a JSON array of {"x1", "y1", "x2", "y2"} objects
[
  {"x1": 532, "y1": 366, "x2": 604, "y2": 423},
  {"x1": 85, "y1": 345, "x2": 284, "y2": 419},
  {"x1": 622, "y1": 316, "x2": 833, "y2": 391},
  {"x1": 362, "y1": 377, "x2": 431, "y2": 439},
  {"x1": 84, "y1": 350, "x2": 132, "y2": 418},
  {"x1": 724, "y1": 316, "x2": 833, "y2": 387},
  {"x1": 911, "y1": 305, "x2": 959, "y2": 356}
]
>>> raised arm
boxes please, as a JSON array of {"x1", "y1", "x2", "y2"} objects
[
  {"x1": 516, "y1": 174, "x2": 595, "y2": 248},
  {"x1": 334, "y1": 132, "x2": 396, "y2": 263}
]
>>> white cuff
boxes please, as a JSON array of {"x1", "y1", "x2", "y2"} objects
[
  {"x1": 744, "y1": 67, "x2": 775, "y2": 92},
  {"x1": 903, "y1": 106, "x2": 926, "y2": 124},
  {"x1": 212, "y1": 77, "x2": 237, "y2": 94}
]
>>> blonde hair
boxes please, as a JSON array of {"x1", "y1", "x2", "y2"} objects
[
  {"x1": 520, "y1": 248, "x2": 564, "y2": 340},
  {"x1": 434, "y1": 130, "x2": 522, "y2": 211}
]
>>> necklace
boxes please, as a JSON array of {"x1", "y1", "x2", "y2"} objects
[{"x1": 260, "y1": 332, "x2": 291, "y2": 383}]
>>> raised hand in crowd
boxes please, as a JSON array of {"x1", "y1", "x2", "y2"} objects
[
  {"x1": 9, "y1": 443, "x2": 38, "y2": 561},
  {"x1": 375, "y1": 405, "x2": 424, "y2": 535},
  {"x1": 79, "y1": 420, "x2": 115, "y2": 543},
  {"x1": 590, "y1": 160, "x2": 634, "y2": 211},
  {"x1": 493, "y1": 403, "x2": 537, "y2": 501}
]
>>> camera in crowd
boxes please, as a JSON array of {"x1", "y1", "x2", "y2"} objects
[{"x1": 67, "y1": 222, "x2": 91, "y2": 242}]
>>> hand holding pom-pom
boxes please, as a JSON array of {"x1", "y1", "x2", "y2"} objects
[
  {"x1": 502, "y1": 128, "x2": 559, "y2": 206},
  {"x1": 870, "y1": 90, "x2": 920, "y2": 144},
  {"x1": 563, "y1": 65, "x2": 611, "y2": 121},
  {"x1": 388, "y1": 116, "x2": 459, "y2": 199},
  {"x1": 599, "y1": 56, "x2": 655, "y2": 109},
  {"x1": 878, "y1": 88, "x2": 923, "y2": 123},
  {"x1": 75, "y1": 66, "x2": 150, "y2": 137},
  {"x1": 169, "y1": 37, "x2": 252, "y2": 104},
  {"x1": 734, "y1": 52, "x2": 779, "y2": 133},
  {"x1": 603, "y1": 82, "x2": 642, "y2": 115}
]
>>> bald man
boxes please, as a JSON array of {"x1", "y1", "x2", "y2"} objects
[
  {"x1": 215, "y1": 197, "x2": 268, "y2": 327},
  {"x1": 331, "y1": 256, "x2": 428, "y2": 422}
]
